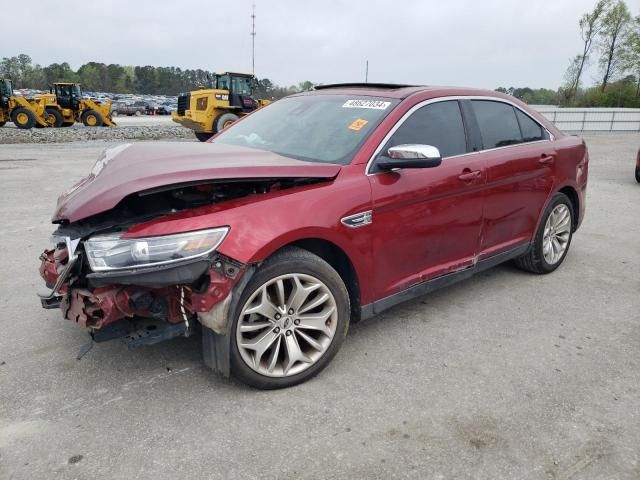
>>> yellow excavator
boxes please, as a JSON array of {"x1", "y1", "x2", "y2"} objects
[
  {"x1": 38, "y1": 82, "x2": 115, "y2": 127},
  {"x1": 172, "y1": 72, "x2": 271, "y2": 141},
  {"x1": 0, "y1": 78, "x2": 50, "y2": 129}
]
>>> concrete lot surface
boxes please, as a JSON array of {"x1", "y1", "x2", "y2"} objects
[{"x1": 0, "y1": 135, "x2": 638, "y2": 479}]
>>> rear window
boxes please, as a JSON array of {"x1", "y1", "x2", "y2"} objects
[
  {"x1": 515, "y1": 109, "x2": 545, "y2": 142},
  {"x1": 471, "y1": 100, "x2": 522, "y2": 149}
]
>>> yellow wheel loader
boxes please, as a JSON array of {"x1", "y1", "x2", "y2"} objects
[
  {"x1": 0, "y1": 78, "x2": 50, "y2": 129},
  {"x1": 172, "y1": 72, "x2": 271, "y2": 142},
  {"x1": 38, "y1": 83, "x2": 115, "y2": 127}
]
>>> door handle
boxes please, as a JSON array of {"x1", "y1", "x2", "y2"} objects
[
  {"x1": 539, "y1": 154, "x2": 555, "y2": 166},
  {"x1": 458, "y1": 170, "x2": 481, "y2": 182}
]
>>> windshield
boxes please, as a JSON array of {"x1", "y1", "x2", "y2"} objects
[
  {"x1": 1, "y1": 79, "x2": 11, "y2": 96},
  {"x1": 217, "y1": 74, "x2": 230, "y2": 90},
  {"x1": 72, "y1": 84, "x2": 82, "y2": 97},
  {"x1": 231, "y1": 76, "x2": 252, "y2": 96},
  {"x1": 212, "y1": 94, "x2": 399, "y2": 164}
]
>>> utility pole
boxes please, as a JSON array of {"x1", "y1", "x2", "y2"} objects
[
  {"x1": 251, "y1": 1, "x2": 256, "y2": 75},
  {"x1": 365, "y1": 60, "x2": 369, "y2": 83}
]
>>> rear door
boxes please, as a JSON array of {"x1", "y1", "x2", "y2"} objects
[
  {"x1": 368, "y1": 100, "x2": 486, "y2": 300},
  {"x1": 467, "y1": 100, "x2": 555, "y2": 257}
]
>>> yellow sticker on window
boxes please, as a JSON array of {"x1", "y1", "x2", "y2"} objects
[{"x1": 349, "y1": 118, "x2": 369, "y2": 131}]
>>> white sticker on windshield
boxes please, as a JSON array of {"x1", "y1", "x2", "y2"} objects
[{"x1": 342, "y1": 99, "x2": 391, "y2": 110}]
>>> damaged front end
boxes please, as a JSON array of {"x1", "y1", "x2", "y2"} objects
[
  {"x1": 37, "y1": 142, "x2": 340, "y2": 375},
  {"x1": 38, "y1": 229, "x2": 246, "y2": 351}
]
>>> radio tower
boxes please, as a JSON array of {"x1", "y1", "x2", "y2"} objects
[{"x1": 251, "y1": 2, "x2": 256, "y2": 75}]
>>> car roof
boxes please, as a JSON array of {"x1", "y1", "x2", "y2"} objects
[{"x1": 308, "y1": 83, "x2": 503, "y2": 99}]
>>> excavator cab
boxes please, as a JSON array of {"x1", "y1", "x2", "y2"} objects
[
  {"x1": 52, "y1": 83, "x2": 82, "y2": 110},
  {"x1": 0, "y1": 78, "x2": 13, "y2": 107},
  {"x1": 172, "y1": 71, "x2": 270, "y2": 141},
  {"x1": 216, "y1": 73, "x2": 257, "y2": 112}
]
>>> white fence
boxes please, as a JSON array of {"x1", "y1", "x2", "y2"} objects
[{"x1": 531, "y1": 106, "x2": 640, "y2": 132}]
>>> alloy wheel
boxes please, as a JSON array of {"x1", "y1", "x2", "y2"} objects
[
  {"x1": 236, "y1": 273, "x2": 338, "y2": 377},
  {"x1": 542, "y1": 204, "x2": 571, "y2": 265}
]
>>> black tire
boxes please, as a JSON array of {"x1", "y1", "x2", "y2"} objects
[
  {"x1": 195, "y1": 132, "x2": 213, "y2": 142},
  {"x1": 0, "y1": 121, "x2": 6, "y2": 127},
  {"x1": 228, "y1": 247, "x2": 350, "y2": 389},
  {"x1": 635, "y1": 167, "x2": 640, "y2": 183},
  {"x1": 11, "y1": 107, "x2": 36, "y2": 129},
  {"x1": 514, "y1": 192, "x2": 574, "y2": 274},
  {"x1": 214, "y1": 112, "x2": 239, "y2": 133},
  {"x1": 45, "y1": 108, "x2": 64, "y2": 127},
  {"x1": 81, "y1": 110, "x2": 103, "y2": 127}
]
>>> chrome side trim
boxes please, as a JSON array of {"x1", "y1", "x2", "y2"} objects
[
  {"x1": 365, "y1": 95, "x2": 553, "y2": 176},
  {"x1": 341, "y1": 210, "x2": 373, "y2": 228}
]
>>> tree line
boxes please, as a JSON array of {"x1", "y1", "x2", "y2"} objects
[
  {"x1": 0, "y1": 54, "x2": 313, "y2": 99},
  {"x1": 3, "y1": 1, "x2": 640, "y2": 107}
]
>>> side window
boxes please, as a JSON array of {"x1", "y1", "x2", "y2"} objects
[
  {"x1": 385, "y1": 101, "x2": 467, "y2": 158},
  {"x1": 515, "y1": 109, "x2": 545, "y2": 142},
  {"x1": 471, "y1": 100, "x2": 522, "y2": 149}
]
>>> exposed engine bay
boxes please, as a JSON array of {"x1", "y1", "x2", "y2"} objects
[{"x1": 39, "y1": 176, "x2": 326, "y2": 349}]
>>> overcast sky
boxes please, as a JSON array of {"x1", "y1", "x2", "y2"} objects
[{"x1": 6, "y1": 0, "x2": 640, "y2": 89}]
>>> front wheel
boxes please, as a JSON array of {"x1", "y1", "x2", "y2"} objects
[
  {"x1": 45, "y1": 108, "x2": 64, "y2": 127},
  {"x1": 229, "y1": 247, "x2": 350, "y2": 389},
  {"x1": 515, "y1": 192, "x2": 574, "y2": 274},
  {"x1": 11, "y1": 107, "x2": 36, "y2": 129},
  {"x1": 194, "y1": 132, "x2": 213, "y2": 142},
  {"x1": 214, "y1": 112, "x2": 239, "y2": 133},
  {"x1": 81, "y1": 110, "x2": 103, "y2": 127}
]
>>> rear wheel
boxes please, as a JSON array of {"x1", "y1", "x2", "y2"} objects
[
  {"x1": 515, "y1": 192, "x2": 574, "y2": 274},
  {"x1": 11, "y1": 107, "x2": 36, "y2": 129},
  {"x1": 81, "y1": 110, "x2": 103, "y2": 127},
  {"x1": 45, "y1": 108, "x2": 64, "y2": 127},
  {"x1": 195, "y1": 132, "x2": 213, "y2": 142},
  {"x1": 635, "y1": 167, "x2": 640, "y2": 183},
  {"x1": 229, "y1": 247, "x2": 350, "y2": 389},
  {"x1": 215, "y1": 112, "x2": 239, "y2": 133}
]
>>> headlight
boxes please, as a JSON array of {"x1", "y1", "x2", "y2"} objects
[{"x1": 84, "y1": 227, "x2": 229, "y2": 272}]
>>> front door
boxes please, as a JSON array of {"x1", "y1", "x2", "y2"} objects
[{"x1": 368, "y1": 100, "x2": 486, "y2": 300}]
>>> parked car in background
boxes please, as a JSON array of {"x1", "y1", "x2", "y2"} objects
[
  {"x1": 38, "y1": 84, "x2": 589, "y2": 389},
  {"x1": 111, "y1": 102, "x2": 145, "y2": 116},
  {"x1": 154, "y1": 104, "x2": 170, "y2": 115},
  {"x1": 133, "y1": 100, "x2": 155, "y2": 115},
  {"x1": 636, "y1": 148, "x2": 640, "y2": 183}
]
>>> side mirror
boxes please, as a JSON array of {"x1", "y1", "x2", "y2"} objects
[{"x1": 376, "y1": 144, "x2": 442, "y2": 170}]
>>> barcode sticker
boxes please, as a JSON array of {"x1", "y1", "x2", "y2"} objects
[{"x1": 342, "y1": 99, "x2": 391, "y2": 110}]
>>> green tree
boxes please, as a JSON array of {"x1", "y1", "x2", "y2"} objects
[
  {"x1": 565, "y1": 0, "x2": 611, "y2": 101},
  {"x1": 598, "y1": 0, "x2": 632, "y2": 91},
  {"x1": 621, "y1": 16, "x2": 640, "y2": 96}
]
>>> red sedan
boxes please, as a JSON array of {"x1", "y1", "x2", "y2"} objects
[{"x1": 38, "y1": 84, "x2": 589, "y2": 388}]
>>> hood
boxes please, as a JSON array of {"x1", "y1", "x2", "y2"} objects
[{"x1": 53, "y1": 142, "x2": 342, "y2": 223}]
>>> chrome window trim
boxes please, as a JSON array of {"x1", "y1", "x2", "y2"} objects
[{"x1": 365, "y1": 95, "x2": 554, "y2": 176}]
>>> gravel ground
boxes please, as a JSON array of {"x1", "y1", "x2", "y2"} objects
[
  {"x1": 0, "y1": 116, "x2": 191, "y2": 143},
  {"x1": 0, "y1": 135, "x2": 638, "y2": 480}
]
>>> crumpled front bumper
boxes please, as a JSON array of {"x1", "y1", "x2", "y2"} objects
[{"x1": 38, "y1": 240, "x2": 246, "y2": 335}]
